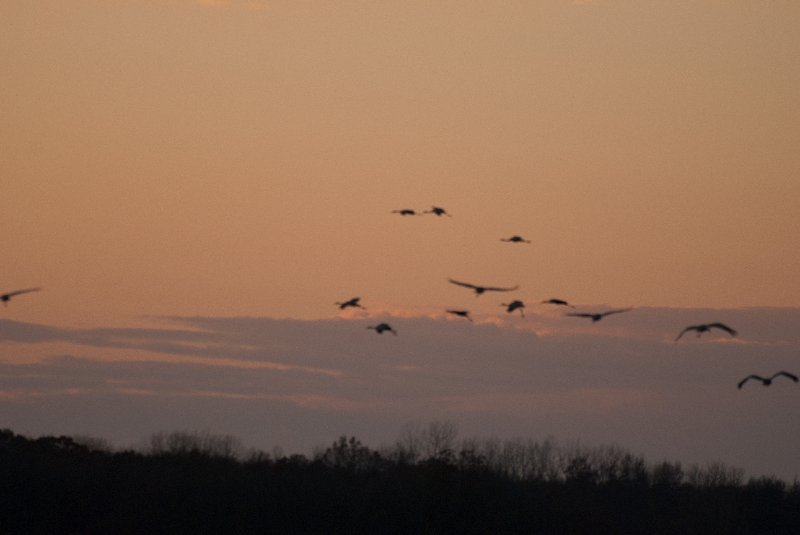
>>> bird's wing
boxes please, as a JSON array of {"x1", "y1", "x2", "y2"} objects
[
  {"x1": 737, "y1": 375, "x2": 762, "y2": 389},
  {"x1": 566, "y1": 313, "x2": 593, "y2": 318},
  {"x1": 773, "y1": 371, "x2": 799, "y2": 383},
  {"x1": 448, "y1": 279, "x2": 478, "y2": 290},
  {"x1": 600, "y1": 308, "x2": 633, "y2": 317},
  {"x1": 5, "y1": 287, "x2": 42, "y2": 298},
  {"x1": 708, "y1": 323, "x2": 737, "y2": 336},
  {"x1": 483, "y1": 285, "x2": 519, "y2": 292},
  {"x1": 448, "y1": 310, "x2": 470, "y2": 319},
  {"x1": 674, "y1": 326, "x2": 696, "y2": 341},
  {"x1": 545, "y1": 299, "x2": 573, "y2": 307}
]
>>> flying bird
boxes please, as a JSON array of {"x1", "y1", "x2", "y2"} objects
[
  {"x1": 675, "y1": 323, "x2": 737, "y2": 342},
  {"x1": 367, "y1": 323, "x2": 397, "y2": 335},
  {"x1": 448, "y1": 278, "x2": 518, "y2": 297},
  {"x1": 336, "y1": 297, "x2": 365, "y2": 310},
  {"x1": 566, "y1": 308, "x2": 633, "y2": 322},
  {"x1": 500, "y1": 235, "x2": 531, "y2": 244},
  {"x1": 392, "y1": 209, "x2": 418, "y2": 216},
  {"x1": 424, "y1": 206, "x2": 452, "y2": 217},
  {"x1": 737, "y1": 372, "x2": 798, "y2": 389},
  {"x1": 446, "y1": 309, "x2": 473, "y2": 322},
  {"x1": 541, "y1": 298, "x2": 574, "y2": 308},
  {"x1": 501, "y1": 300, "x2": 525, "y2": 317},
  {"x1": 1, "y1": 288, "x2": 41, "y2": 306}
]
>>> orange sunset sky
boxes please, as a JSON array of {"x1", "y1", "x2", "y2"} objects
[
  {"x1": 2, "y1": 1, "x2": 800, "y2": 478},
  {"x1": 3, "y1": 0, "x2": 800, "y2": 325}
]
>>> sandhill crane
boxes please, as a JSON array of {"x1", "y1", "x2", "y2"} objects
[
  {"x1": 1, "y1": 288, "x2": 41, "y2": 306},
  {"x1": 675, "y1": 323, "x2": 737, "y2": 342},
  {"x1": 392, "y1": 209, "x2": 418, "y2": 216},
  {"x1": 448, "y1": 278, "x2": 518, "y2": 297},
  {"x1": 501, "y1": 235, "x2": 531, "y2": 244},
  {"x1": 446, "y1": 309, "x2": 473, "y2": 322},
  {"x1": 424, "y1": 206, "x2": 452, "y2": 217},
  {"x1": 336, "y1": 297, "x2": 365, "y2": 310},
  {"x1": 501, "y1": 300, "x2": 525, "y2": 317},
  {"x1": 566, "y1": 308, "x2": 633, "y2": 322},
  {"x1": 367, "y1": 323, "x2": 397, "y2": 335},
  {"x1": 541, "y1": 298, "x2": 574, "y2": 308},
  {"x1": 737, "y1": 372, "x2": 798, "y2": 389}
]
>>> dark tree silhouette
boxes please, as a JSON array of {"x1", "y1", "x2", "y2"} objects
[{"x1": 1, "y1": 427, "x2": 798, "y2": 534}]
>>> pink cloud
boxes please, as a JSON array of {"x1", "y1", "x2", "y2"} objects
[{"x1": 1, "y1": 309, "x2": 799, "y2": 479}]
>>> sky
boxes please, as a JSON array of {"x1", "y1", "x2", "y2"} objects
[{"x1": 2, "y1": 1, "x2": 800, "y2": 479}]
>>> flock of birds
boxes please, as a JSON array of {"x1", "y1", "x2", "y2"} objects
[
  {"x1": 3, "y1": 208, "x2": 796, "y2": 391},
  {"x1": 333, "y1": 205, "x2": 797, "y2": 391}
]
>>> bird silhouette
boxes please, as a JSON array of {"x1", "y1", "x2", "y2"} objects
[
  {"x1": 566, "y1": 308, "x2": 633, "y2": 322},
  {"x1": 500, "y1": 235, "x2": 531, "y2": 244},
  {"x1": 448, "y1": 278, "x2": 518, "y2": 297},
  {"x1": 392, "y1": 209, "x2": 418, "y2": 216},
  {"x1": 424, "y1": 206, "x2": 452, "y2": 217},
  {"x1": 501, "y1": 300, "x2": 525, "y2": 317},
  {"x1": 367, "y1": 323, "x2": 397, "y2": 335},
  {"x1": 446, "y1": 309, "x2": 473, "y2": 322},
  {"x1": 737, "y1": 372, "x2": 798, "y2": 389},
  {"x1": 541, "y1": 298, "x2": 574, "y2": 308},
  {"x1": 1, "y1": 288, "x2": 41, "y2": 306},
  {"x1": 336, "y1": 297, "x2": 365, "y2": 310},
  {"x1": 675, "y1": 323, "x2": 737, "y2": 342}
]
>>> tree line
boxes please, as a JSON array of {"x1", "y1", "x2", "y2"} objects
[{"x1": 1, "y1": 424, "x2": 797, "y2": 534}]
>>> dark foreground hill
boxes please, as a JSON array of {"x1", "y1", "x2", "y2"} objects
[{"x1": 1, "y1": 428, "x2": 798, "y2": 534}]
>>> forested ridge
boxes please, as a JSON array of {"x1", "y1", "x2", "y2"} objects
[{"x1": 1, "y1": 427, "x2": 797, "y2": 534}]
